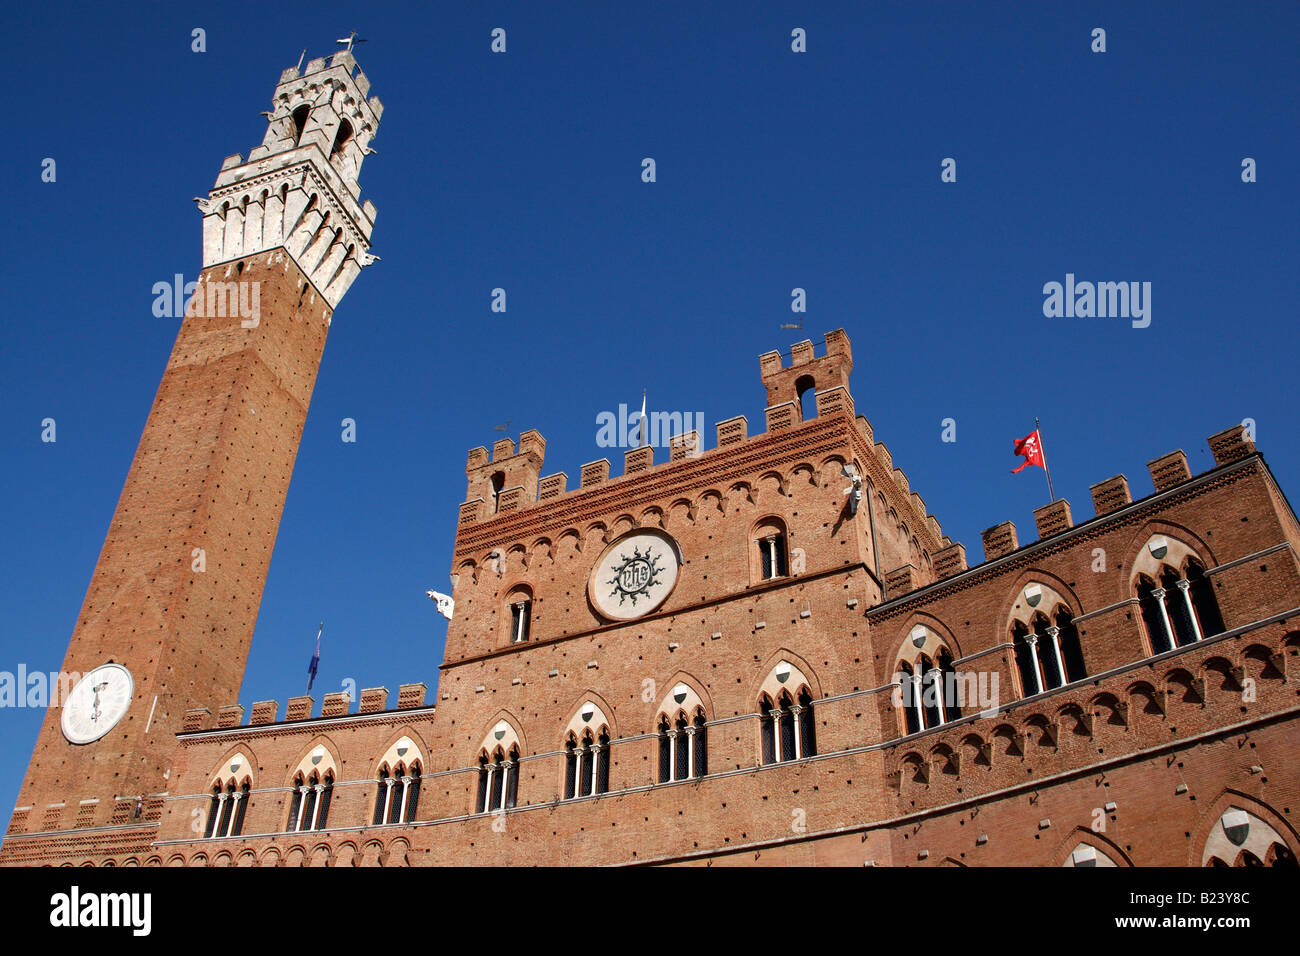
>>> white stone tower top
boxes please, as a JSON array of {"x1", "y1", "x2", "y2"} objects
[{"x1": 196, "y1": 49, "x2": 384, "y2": 307}]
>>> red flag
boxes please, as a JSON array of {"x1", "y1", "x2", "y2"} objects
[{"x1": 1011, "y1": 430, "x2": 1045, "y2": 474}]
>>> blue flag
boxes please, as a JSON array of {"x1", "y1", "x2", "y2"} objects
[{"x1": 306, "y1": 623, "x2": 322, "y2": 692}]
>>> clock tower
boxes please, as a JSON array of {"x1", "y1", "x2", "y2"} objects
[{"x1": 1, "y1": 50, "x2": 383, "y2": 860}]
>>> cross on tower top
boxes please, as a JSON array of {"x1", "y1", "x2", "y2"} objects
[{"x1": 335, "y1": 31, "x2": 366, "y2": 53}]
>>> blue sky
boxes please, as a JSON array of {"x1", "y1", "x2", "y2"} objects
[{"x1": 0, "y1": 1, "x2": 1296, "y2": 818}]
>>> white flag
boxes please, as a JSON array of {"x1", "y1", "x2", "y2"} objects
[{"x1": 426, "y1": 590, "x2": 455, "y2": 621}]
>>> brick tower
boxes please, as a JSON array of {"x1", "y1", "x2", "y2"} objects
[{"x1": 1, "y1": 50, "x2": 383, "y2": 861}]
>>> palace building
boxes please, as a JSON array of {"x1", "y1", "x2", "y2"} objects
[{"x1": 3, "y1": 51, "x2": 1298, "y2": 868}]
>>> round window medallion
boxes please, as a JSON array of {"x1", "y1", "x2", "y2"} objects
[{"x1": 588, "y1": 529, "x2": 682, "y2": 621}]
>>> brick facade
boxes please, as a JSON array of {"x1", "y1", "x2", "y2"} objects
[{"x1": 3, "y1": 52, "x2": 1298, "y2": 869}]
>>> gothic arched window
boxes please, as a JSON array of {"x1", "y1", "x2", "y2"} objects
[
  {"x1": 895, "y1": 626, "x2": 962, "y2": 731},
  {"x1": 655, "y1": 684, "x2": 708, "y2": 784},
  {"x1": 374, "y1": 764, "x2": 421, "y2": 825},
  {"x1": 1137, "y1": 557, "x2": 1224, "y2": 654},
  {"x1": 758, "y1": 661, "x2": 817, "y2": 764},
  {"x1": 563, "y1": 702, "x2": 612, "y2": 799},
  {"x1": 657, "y1": 708, "x2": 707, "y2": 783},
  {"x1": 288, "y1": 770, "x2": 333, "y2": 832},
  {"x1": 505, "y1": 585, "x2": 533, "y2": 644},
  {"x1": 759, "y1": 691, "x2": 816, "y2": 764},
  {"x1": 205, "y1": 756, "x2": 252, "y2": 839},
  {"x1": 1009, "y1": 595, "x2": 1087, "y2": 699},
  {"x1": 477, "y1": 745, "x2": 520, "y2": 814},
  {"x1": 753, "y1": 517, "x2": 790, "y2": 581},
  {"x1": 291, "y1": 105, "x2": 310, "y2": 145},
  {"x1": 1132, "y1": 537, "x2": 1225, "y2": 655},
  {"x1": 329, "y1": 118, "x2": 353, "y2": 161}
]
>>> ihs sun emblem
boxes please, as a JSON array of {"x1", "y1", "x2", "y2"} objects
[{"x1": 607, "y1": 546, "x2": 663, "y2": 606}]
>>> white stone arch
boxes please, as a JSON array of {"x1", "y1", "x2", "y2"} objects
[
  {"x1": 1130, "y1": 533, "x2": 1209, "y2": 588},
  {"x1": 896, "y1": 623, "x2": 958, "y2": 669},
  {"x1": 375, "y1": 734, "x2": 425, "y2": 775},
  {"x1": 478, "y1": 718, "x2": 522, "y2": 759},
  {"x1": 655, "y1": 682, "x2": 706, "y2": 724},
  {"x1": 564, "y1": 700, "x2": 611, "y2": 740},
  {"x1": 210, "y1": 749, "x2": 254, "y2": 789},
  {"x1": 1202, "y1": 807, "x2": 1291, "y2": 866},
  {"x1": 290, "y1": 742, "x2": 338, "y2": 783},
  {"x1": 758, "y1": 659, "x2": 814, "y2": 704}
]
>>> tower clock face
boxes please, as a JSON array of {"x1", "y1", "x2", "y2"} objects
[
  {"x1": 588, "y1": 529, "x2": 682, "y2": 621},
  {"x1": 61, "y1": 664, "x2": 134, "y2": 744}
]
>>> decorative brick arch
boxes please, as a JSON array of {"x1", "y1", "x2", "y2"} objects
[
  {"x1": 529, "y1": 537, "x2": 554, "y2": 565},
  {"x1": 333, "y1": 840, "x2": 358, "y2": 867},
  {"x1": 373, "y1": 728, "x2": 429, "y2": 776},
  {"x1": 695, "y1": 489, "x2": 725, "y2": 518},
  {"x1": 1191, "y1": 789, "x2": 1300, "y2": 866},
  {"x1": 556, "y1": 528, "x2": 582, "y2": 560},
  {"x1": 726, "y1": 481, "x2": 755, "y2": 512},
  {"x1": 756, "y1": 470, "x2": 787, "y2": 500},
  {"x1": 1121, "y1": 521, "x2": 1217, "y2": 597},
  {"x1": 208, "y1": 744, "x2": 257, "y2": 789},
  {"x1": 655, "y1": 671, "x2": 714, "y2": 724},
  {"x1": 563, "y1": 690, "x2": 618, "y2": 740},
  {"x1": 287, "y1": 736, "x2": 341, "y2": 786},
  {"x1": 998, "y1": 568, "x2": 1082, "y2": 634},
  {"x1": 1054, "y1": 827, "x2": 1132, "y2": 867},
  {"x1": 639, "y1": 505, "x2": 665, "y2": 527},
  {"x1": 889, "y1": 614, "x2": 961, "y2": 667},
  {"x1": 478, "y1": 711, "x2": 526, "y2": 758},
  {"x1": 755, "y1": 648, "x2": 823, "y2": 702}
]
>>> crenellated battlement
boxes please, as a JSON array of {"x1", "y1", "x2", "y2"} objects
[
  {"x1": 875, "y1": 422, "x2": 1266, "y2": 610},
  {"x1": 455, "y1": 329, "x2": 935, "y2": 539},
  {"x1": 181, "y1": 682, "x2": 431, "y2": 735}
]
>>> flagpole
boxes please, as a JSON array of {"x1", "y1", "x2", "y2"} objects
[
  {"x1": 307, "y1": 622, "x2": 322, "y2": 694},
  {"x1": 639, "y1": 388, "x2": 647, "y2": 447},
  {"x1": 1036, "y1": 417, "x2": 1056, "y2": 502}
]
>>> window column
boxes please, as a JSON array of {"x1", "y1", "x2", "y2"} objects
[
  {"x1": 399, "y1": 773, "x2": 413, "y2": 822},
  {"x1": 1045, "y1": 625, "x2": 1066, "y2": 686},
  {"x1": 911, "y1": 673, "x2": 926, "y2": 731},
  {"x1": 1025, "y1": 634, "x2": 1043, "y2": 695},
  {"x1": 498, "y1": 760, "x2": 513, "y2": 810},
  {"x1": 928, "y1": 669, "x2": 946, "y2": 724},
  {"x1": 1174, "y1": 579, "x2": 1204, "y2": 642},
  {"x1": 213, "y1": 793, "x2": 228, "y2": 837},
  {"x1": 308, "y1": 783, "x2": 325, "y2": 830},
  {"x1": 1150, "y1": 587, "x2": 1175, "y2": 651},
  {"x1": 294, "y1": 784, "x2": 309, "y2": 832},
  {"x1": 223, "y1": 790, "x2": 241, "y2": 838},
  {"x1": 666, "y1": 728, "x2": 678, "y2": 782},
  {"x1": 381, "y1": 777, "x2": 395, "y2": 823}
]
